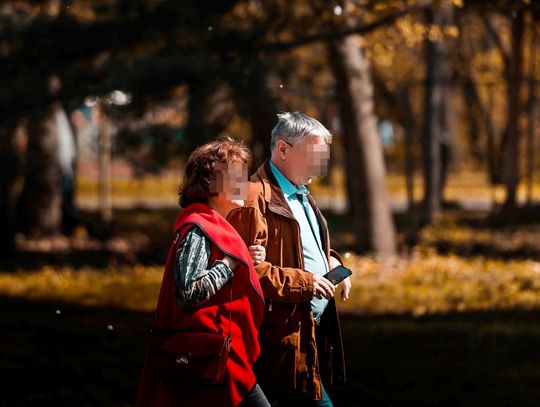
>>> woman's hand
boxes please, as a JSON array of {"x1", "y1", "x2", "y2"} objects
[
  {"x1": 221, "y1": 255, "x2": 238, "y2": 270},
  {"x1": 248, "y1": 239, "x2": 266, "y2": 265}
]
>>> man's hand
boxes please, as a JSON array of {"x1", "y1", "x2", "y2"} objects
[
  {"x1": 329, "y1": 255, "x2": 352, "y2": 301},
  {"x1": 341, "y1": 277, "x2": 351, "y2": 301},
  {"x1": 313, "y1": 274, "x2": 336, "y2": 300},
  {"x1": 329, "y1": 255, "x2": 341, "y2": 270}
]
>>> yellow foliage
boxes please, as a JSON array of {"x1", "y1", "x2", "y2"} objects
[{"x1": 339, "y1": 252, "x2": 540, "y2": 316}]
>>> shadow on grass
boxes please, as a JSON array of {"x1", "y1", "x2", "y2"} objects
[
  {"x1": 3, "y1": 295, "x2": 540, "y2": 406},
  {"x1": 428, "y1": 240, "x2": 540, "y2": 262},
  {"x1": 7, "y1": 203, "x2": 540, "y2": 270},
  {"x1": 1, "y1": 208, "x2": 179, "y2": 271},
  {"x1": 0, "y1": 296, "x2": 152, "y2": 407},
  {"x1": 421, "y1": 207, "x2": 540, "y2": 262}
]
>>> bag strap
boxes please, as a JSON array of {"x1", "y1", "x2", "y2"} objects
[
  {"x1": 150, "y1": 228, "x2": 185, "y2": 331},
  {"x1": 227, "y1": 279, "x2": 232, "y2": 340}
]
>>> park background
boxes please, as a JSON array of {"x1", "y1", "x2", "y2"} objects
[{"x1": 1, "y1": 0, "x2": 540, "y2": 405}]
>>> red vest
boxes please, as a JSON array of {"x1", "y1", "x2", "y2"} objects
[{"x1": 135, "y1": 203, "x2": 265, "y2": 407}]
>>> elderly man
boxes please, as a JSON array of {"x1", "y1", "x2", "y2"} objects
[{"x1": 228, "y1": 112, "x2": 351, "y2": 406}]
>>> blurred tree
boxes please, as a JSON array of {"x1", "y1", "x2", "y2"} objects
[
  {"x1": 17, "y1": 104, "x2": 63, "y2": 235},
  {"x1": 503, "y1": 8, "x2": 525, "y2": 210},
  {"x1": 526, "y1": 11, "x2": 538, "y2": 205},
  {"x1": 421, "y1": 1, "x2": 455, "y2": 223},
  {"x1": 3, "y1": 0, "x2": 539, "y2": 250},
  {"x1": 0, "y1": 126, "x2": 19, "y2": 259},
  {"x1": 326, "y1": 0, "x2": 398, "y2": 256},
  {"x1": 467, "y1": 0, "x2": 534, "y2": 210}
]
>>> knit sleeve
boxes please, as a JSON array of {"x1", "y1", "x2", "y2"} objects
[{"x1": 173, "y1": 226, "x2": 233, "y2": 309}]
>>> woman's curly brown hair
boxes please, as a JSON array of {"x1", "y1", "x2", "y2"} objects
[{"x1": 179, "y1": 136, "x2": 252, "y2": 208}]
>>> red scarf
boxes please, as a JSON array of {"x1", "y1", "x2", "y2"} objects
[{"x1": 136, "y1": 203, "x2": 264, "y2": 407}]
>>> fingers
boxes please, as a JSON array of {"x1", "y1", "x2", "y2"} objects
[
  {"x1": 320, "y1": 278, "x2": 335, "y2": 299},
  {"x1": 223, "y1": 255, "x2": 238, "y2": 270},
  {"x1": 341, "y1": 277, "x2": 351, "y2": 301},
  {"x1": 248, "y1": 244, "x2": 266, "y2": 265},
  {"x1": 313, "y1": 275, "x2": 335, "y2": 300},
  {"x1": 329, "y1": 255, "x2": 341, "y2": 270},
  {"x1": 341, "y1": 284, "x2": 350, "y2": 301},
  {"x1": 340, "y1": 285, "x2": 350, "y2": 301}
]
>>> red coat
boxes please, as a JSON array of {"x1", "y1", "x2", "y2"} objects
[{"x1": 135, "y1": 203, "x2": 265, "y2": 407}]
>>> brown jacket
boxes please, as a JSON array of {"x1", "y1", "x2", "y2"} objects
[{"x1": 227, "y1": 161, "x2": 346, "y2": 400}]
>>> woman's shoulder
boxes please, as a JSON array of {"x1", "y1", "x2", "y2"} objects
[{"x1": 180, "y1": 224, "x2": 207, "y2": 243}]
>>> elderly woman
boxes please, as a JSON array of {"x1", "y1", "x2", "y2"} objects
[{"x1": 135, "y1": 137, "x2": 269, "y2": 407}]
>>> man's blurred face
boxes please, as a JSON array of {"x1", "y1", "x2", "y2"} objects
[{"x1": 285, "y1": 136, "x2": 330, "y2": 185}]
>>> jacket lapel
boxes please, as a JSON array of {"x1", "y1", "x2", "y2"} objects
[
  {"x1": 253, "y1": 161, "x2": 296, "y2": 220},
  {"x1": 254, "y1": 161, "x2": 330, "y2": 256}
]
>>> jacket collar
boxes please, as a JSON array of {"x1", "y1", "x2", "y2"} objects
[
  {"x1": 254, "y1": 160, "x2": 330, "y2": 252},
  {"x1": 253, "y1": 160, "x2": 296, "y2": 220},
  {"x1": 268, "y1": 161, "x2": 300, "y2": 199}
]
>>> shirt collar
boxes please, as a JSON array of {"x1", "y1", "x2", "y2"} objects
[{"x1": 269, "y1": 161, "x2": 307, "y2": 199}]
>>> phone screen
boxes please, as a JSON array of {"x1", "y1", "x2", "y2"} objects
[{"x1": 322, "y1": 265, "x2": 352, "y2": 285}]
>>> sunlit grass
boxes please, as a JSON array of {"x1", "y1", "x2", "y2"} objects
[
  {"x1": 0, "y1": 266, "x2": 163, "y2": 311},
  {"x1": 75, "y1": 169, "x2": 540, "y2": 204},
  {"x1": 76, "y1": 174, "x2": 180, "y2": 199},
  {"x1": 2, "y1": 253, "x2": 540, "y2": 317},
  {"x1": 340, "y1": 252, "x2": 540, "y2": 316}
]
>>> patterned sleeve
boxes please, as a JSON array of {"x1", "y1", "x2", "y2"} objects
[{"x1": 174, "y1": 226, "x2": 234, "y2": 309}]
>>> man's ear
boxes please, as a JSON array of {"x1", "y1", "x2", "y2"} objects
[{"x1": 276, "y1": 139, "x2": 288, "y2": 160}]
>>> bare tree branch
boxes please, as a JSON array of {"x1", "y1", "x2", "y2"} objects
[
  {"x1": 263, "y1": 7, "x2": 422, "y2": 52},
  {"x1": 481, "y1": 12, "x2": 511, "y2": 69}
]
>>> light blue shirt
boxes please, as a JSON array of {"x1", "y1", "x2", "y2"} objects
[{"x1": 269, "y1": 161, "x2": 330, "y2": 321}]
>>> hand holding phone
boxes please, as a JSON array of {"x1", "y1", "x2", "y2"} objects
[{"x1": 322, "y1": 265, "x2": 352, "y2": 286}]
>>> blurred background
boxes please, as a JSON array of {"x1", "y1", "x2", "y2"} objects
[{"x1": 1, "y1": 0, "x2": 540, "y2": 405}]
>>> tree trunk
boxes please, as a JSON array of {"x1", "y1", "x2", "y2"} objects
[
  {"x1": 243, "y1": 64, "x2": 276, "y2": 170},
  {"x1": 316, "y1": 100, "x2": 335, "y2": 187},
  {"x1": 439, "y1": 79, "x2": 454, "y2": 196},
  {"x1": 401, "y1": 87, "x2": 418, "y2": 246},
  {"x1": 526, "y1": 12, "x2": 537, "y2": 206},
  {"x1": 0, "y1": 128, "x2": 18, "y2": 259},
  {"x1": 503, "y1": 10, "x2": 525, "y2": 209},
  {"x1": 329, "y1": 43, "x2": 368, "y2": 249},
  {"x1": 99, "y1": 111, "x2": 112, "y2": 225},
  {"x1": 422, "y1": 6, "x2": 452, "y2": 222},
  {"x1": 18, "y1": 107, "x2": 62, "y2": 236},
  {"x1": 327, "y1": 36, "x2": 397, "y2": 257},
  {"x1": 184, "y1": 78, "x2": 230, "y2": 152}
]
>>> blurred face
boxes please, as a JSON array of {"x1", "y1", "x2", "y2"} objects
[
  {"x1": 274, "y1": 135, "x2": 330, "y2": 185},
  {"x1": 208, "y1": 161, "x2": 249, "y2": 215}
]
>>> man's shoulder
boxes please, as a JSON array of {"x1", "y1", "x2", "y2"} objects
[
  {"x1": 244, "y1": 164, "x2": 271, "y2": 207},
  {"x1": 244, "y1": 177, "x2": 266, "y2": 208}
]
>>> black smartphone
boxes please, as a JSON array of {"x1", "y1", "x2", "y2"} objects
[{"x1": 322, "y1": 265, "x2": 352, "y2": 285}]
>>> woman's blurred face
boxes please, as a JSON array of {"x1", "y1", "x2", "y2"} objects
[{"x1": 209, "y1": 161, "x2": 249, "y2": 214}]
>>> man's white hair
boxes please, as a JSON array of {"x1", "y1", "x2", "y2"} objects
[{"x1": 270, "y1": 111, "x2": 332, "y2": 150}]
